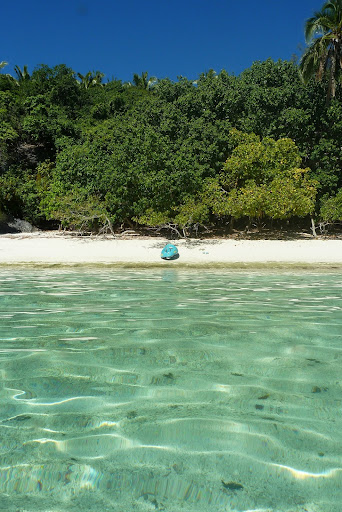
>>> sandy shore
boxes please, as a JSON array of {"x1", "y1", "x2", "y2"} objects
[{"x1": 1, "y1": 232, "x2": 342, "y2": 267}]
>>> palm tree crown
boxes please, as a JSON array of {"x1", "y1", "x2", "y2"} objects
[
  {"x1": 300, "y1": 0, "x2": 342, "y2": 99},
  {"x1": 132, "y1": 71, "x2": 156, "y2": 90},
  {"x1": 13, "y1": 65, "x2": 31, "y2": 84},
  {"x1": 77, "y1": 71, "x2": 105, "y2": 89}
]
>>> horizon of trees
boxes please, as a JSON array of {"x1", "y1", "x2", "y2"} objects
[{"x1": 1, "y1": 55, "x2": 342, "y2": 237}]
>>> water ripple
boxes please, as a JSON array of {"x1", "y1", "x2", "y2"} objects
[{"x1": 0, "y1": 269, "x2": 342, "y2": 511}]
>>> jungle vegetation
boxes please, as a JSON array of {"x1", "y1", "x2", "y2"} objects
[{"x1": 0, "y1": 52, "x2": 342, "y2": 236}]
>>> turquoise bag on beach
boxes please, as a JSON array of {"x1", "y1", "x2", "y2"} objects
[{"x1": 161, "y1": 243, "x2": 179, "y2": 260}]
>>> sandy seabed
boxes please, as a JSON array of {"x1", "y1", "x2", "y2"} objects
[{"x1": 1, "y1": 232, "x2": 342, "y2": 268}]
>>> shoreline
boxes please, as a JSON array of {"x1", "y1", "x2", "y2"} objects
[{"x1": 1, "y1": 232, "x2": 342, "y2": 268}]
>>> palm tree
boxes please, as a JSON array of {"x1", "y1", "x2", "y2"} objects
[
  {"x1": 0, "y1": 61, "x2": 8, "y2": 72},
  {"x1": 2, "y1": 64, "x2": 31, "y2": 87},
  {"x1": 300, "y1": 0, "x2": 342, "y2": 99},
  {"x1": 132, "y1": 71, "x2": 156, "y2": 89},
  {"x1": 13, "y1": 65, "x2": 30, "y2": 82},
  {"x1": 10, "y1": 65, "x2": 31, "y2": 86},
  {"x1": 77, "y1": 70, "x2": 105, "y2": 88}
]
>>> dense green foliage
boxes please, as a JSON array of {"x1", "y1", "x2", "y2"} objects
[
  {"x1": 203, "y1": 130, "x2": 317, "y2": 224},
  {"x1": 0, "y1": 58, "x2": 342, "y2": 235}
]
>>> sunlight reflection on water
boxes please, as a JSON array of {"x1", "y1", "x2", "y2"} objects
[{"x1": 0, "y1": 269, "x2": 341, "y2": 511}]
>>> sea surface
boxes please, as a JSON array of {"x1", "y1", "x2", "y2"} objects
[{"x1": 0, "y1": 268, "x2": 341, "y2": 512}]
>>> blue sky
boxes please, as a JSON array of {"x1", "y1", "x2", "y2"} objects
[{"x1": 2, "y1": 0, "x2": 323, "y2": 82}]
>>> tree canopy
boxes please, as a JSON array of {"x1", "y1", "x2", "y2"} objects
[{"x1": 0, "y1": 53, "x2": 341, "y2": 236}]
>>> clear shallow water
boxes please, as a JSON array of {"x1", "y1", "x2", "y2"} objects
[{"x1": 0, "y1": 269, "x2": 342, "y2": 512}]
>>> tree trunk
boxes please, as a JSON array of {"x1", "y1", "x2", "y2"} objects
[
  {"x1": 311, "y1": 217, "x2": 317, "y2": 238},
  {"x1": 229, "y1": 217, "x2": 234, "y2": 234}
]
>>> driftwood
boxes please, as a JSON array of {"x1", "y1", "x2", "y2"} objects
[
  {"x1": 97, "y1": 216, "x2": 115, "y2": 236},
  {"x1": 152, "y1": 223, "x2": 183, "y2": 238},
  {"x1": 147, "y1": 221, "x2": 210, "y2": 239}
]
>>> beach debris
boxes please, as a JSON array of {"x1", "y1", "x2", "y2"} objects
[
  {"x1": 117, "y1": 229, "x2": 140, "y2": 237},
  {"x1": 4, "y1": 414, "x2": 32, "y2": 422},
  {"x1": 139, "y1": 493, "x2": 165, "y2": 510},
  {"x1": 161, "y1": 243, "x2": 179, "y2": 260},
  {"x1": 221, "y1": 480, "x2": 244, "y2": 491},
  {"x1": 151, "y1": 373, "x2": 175, "y2": 385},
  {"x1": 163, "y1": 372, "x2": 174, "y2": 380},
  {"x1": 127, "y1": 410, "x2": 137, "y2": 419},
  {"x1": 312, "y1": 386, "x2": 328, "y2": 393},
  {"x1": 171, "y1": 463, "x2": 184, "y2": 474}
]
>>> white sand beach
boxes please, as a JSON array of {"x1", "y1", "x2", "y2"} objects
[{"x1": 1, "y1": 232, "x2": 342, "y2": 266}]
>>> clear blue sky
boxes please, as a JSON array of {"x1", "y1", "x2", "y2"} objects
[{"x1": 2, "y1": 0, "x2": 323, "y2": 82}]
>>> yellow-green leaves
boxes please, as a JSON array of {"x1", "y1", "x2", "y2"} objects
[
  {"x1": 134, "y1": 208, "x2": 170, "y2": 227},
  {"x1": 320, "y1": 189, "x2": 342, "y2": 221},
  {"x1": 221, "y1": 130, "x2": 302, "y2": 189},
  {"x1": 205, "y1": 131, "x2": 317, "y2": 221}
]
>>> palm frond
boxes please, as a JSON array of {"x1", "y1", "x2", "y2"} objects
[
  {"x1": 323, "y1": 0, "x2": 342, "y2": 28},
  {"x1": 13, "y1": 65, "x2": 30, "y2": 82},
  {"x1": 323, "y1": 0, "x2": 342, "y2": 14},
  {"x1": 305, "y1": 12, "x2": 330, "y2": 41},
  {"x1": 300, "y1": 36, "x2": 330, "y2": 82}
]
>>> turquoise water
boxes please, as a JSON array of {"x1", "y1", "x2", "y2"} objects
[{"x1": 0, "y1": 269, "x2": 342, "y2": 512}]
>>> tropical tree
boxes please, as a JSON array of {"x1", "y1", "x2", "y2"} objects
[
  {"x1": 0, "y1": 61, "x2": 8, "y2": 71},
  {"x1": 77, "y1": 70, "x2": 105, "y2": 88},
  {"x1": 132, "y1": 71, "x2": 156, "y2": 89},
  {"x1": 13, "y1": 65, "x2": 30, "y2": 83},
  {"x1": 4, "y1": 65, "x2": 31, "y2": 87},
  {"x1": 320, "y1": 188, "x2": 342, "y2": 221},
  {"x1": 300, "y1": 0, "x2": 342, "y2": 99},
  {"x1": 203, "y1": 130, "x2": 318, "y2": 229}
]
